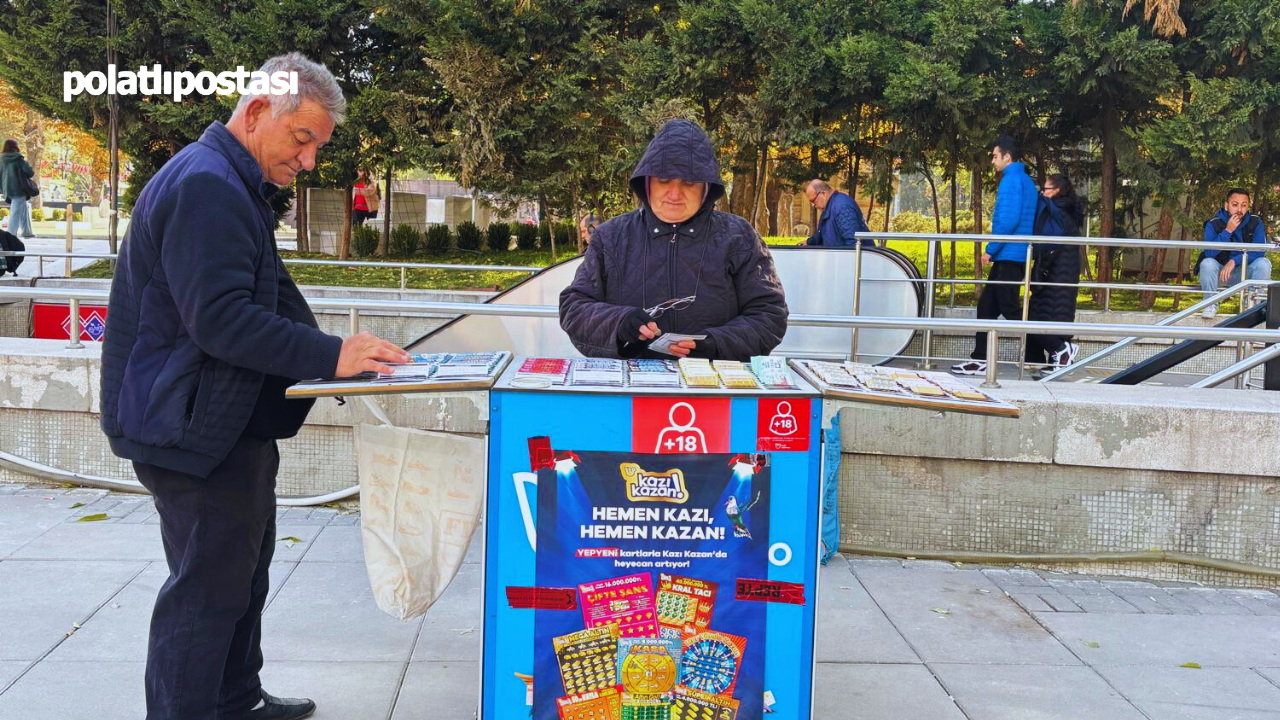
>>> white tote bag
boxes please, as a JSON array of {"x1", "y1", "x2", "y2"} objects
[{"x1": 355, "y1": 420, "x2": 485, "y2": 620}]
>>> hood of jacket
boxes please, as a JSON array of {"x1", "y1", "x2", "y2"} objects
[{"x1": 629, "y1": 119, "x2": 725, "y2": 213}]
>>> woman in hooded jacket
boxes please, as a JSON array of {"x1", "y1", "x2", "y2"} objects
[
  {"x1": 559, "y1": 119, "x2": 788, "y2": 361},
  {"x1": 1, "y1": 139, "x2": 36, "y2": 239},
  {"x1": 1026, "y1": 173, "x2": 1086, "y2": 370}
]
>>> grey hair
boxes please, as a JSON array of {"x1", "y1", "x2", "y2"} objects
[
  {"x1": 232, "y1": 52, "x2": 346, "y2": 125},
  {"x1": 808, "y1": 179, "x2": 833, "y2": 194}
]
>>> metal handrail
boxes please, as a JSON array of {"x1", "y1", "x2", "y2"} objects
[
  {"x1": 1039, "y1": 279, "x2": 1274, "y2": 382},
  {"x1": 0, "y1": 250, "x2": 542, "y2": 273},
  {"x1": 857, "y1": 231, "x2": 1278, "y2": 252},
  {"x1": 1192, "y1": 344, "x2": 1280, "y2": 389}
]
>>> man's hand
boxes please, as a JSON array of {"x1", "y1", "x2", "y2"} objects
[
  {"x1": 639, "y1": 321, "x2": 660, "y2": 342},
  {"x1": 669, "y1": 339, "x2": 697, "y2": 358},
  {"x1": 335, "y1": 331, "x2": 411, "y2": 377},
  {"x1": 617, "y1": 309, "x2": 656, "y2": 345},
  {"x1": 1226, "y1": 213, "x2": 1244, "y2": 233},
  {"x1": 1219, "y1": 259, "x2": 1237, "y2": 285},
  {"x1": 981, "y1": 253, "x2": 991, "y2": 265}
]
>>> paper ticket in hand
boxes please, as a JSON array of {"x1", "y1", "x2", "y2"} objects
[{"x1": 650, "y1": 333, "x2": 707, "y2": 356}]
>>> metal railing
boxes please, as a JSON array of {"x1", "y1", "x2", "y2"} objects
[
  {"x1": 0, "y1": 251, "x2": 543, "y2": 289},
  {"x1": 854, "y1": 231, "x2": 1277, "y2": 380},
  {"x1": 5, "y1": 285, "x2": 1280, "y2": 390}
]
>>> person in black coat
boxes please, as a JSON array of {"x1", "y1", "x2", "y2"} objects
[
  {"x1": 1026, "y1": 174, "x2": 1085, "y2": 369},
  {"x1": 559, "y1": 119, "x2": 788, "y2": 360}
]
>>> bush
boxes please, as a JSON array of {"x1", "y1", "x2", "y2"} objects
[
  {"x1": 554, "y1": 220, "x2": 578, "y2": 247},
  {"x1": 537, "y1": 222, "x2": 552, "y2": 248},
  {"x1": 0, "y1": 207, "x2": 9, "y2": 218},
  {"x1": 352, "y1": 224, "x2": 380, "y2": 257},
  {"x1": 29, "y1": 207, "x2": 42, "y2": 222},
  {"x1": 389, "y1": 224, "x2": 421, "y2": 256},
  {"x1": 51, "y1": 208, "x2": 64, "y2": 221},
  {"x1": 455, "y1": 220, "x2": 483, "y2": 252},
  {"x1": 425, "y1": 224, "x2": 453, "y2": 254},
  {"x1": 889, "y1": 209, "x2": 990, "y2": 235},
  {"x1": 486, "y1": 222, "x2": 512, "y2": 253},
  {"x1": 73, "y1": 211, "x2": 83, "y2": 222},
  {"x1": 515, "y1": 222, "x2": 539, "y2": 250}
]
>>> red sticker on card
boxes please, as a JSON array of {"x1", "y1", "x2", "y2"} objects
[
  {"x1": 756, "y1": 398, "x2": 810, "y2": 452},
  {"x1": 632, "y1": 397, "x2": 731, "y2": 454},
  {"x1": 506, "y1": 586, "x2": 578, "y2": 610},
  {"x1": 735, "y1": 578, "x2": 806, "y2": 605}
]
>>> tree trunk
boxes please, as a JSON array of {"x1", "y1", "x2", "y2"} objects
[
  {"x1": 1095, "y1": 105, "x2": 1119, "y2": 303},
  {"x1": 1140, "y1": 202, "x2": 1175, "y2": 308},
  {"x1": 924, "y1": 165, "x2": 942, "y2": 234},
  {"x1": 766, "y1": 171, "x2": 780, "y2": 237},
  {"x1": 809, "y1": 144, "x2": 819, "y2": 229},
  {"x1": 23, "y1": 111, "x2": 43, "y2": 211},
  {"x1": 379, "y1": 166, "x2": 392, "y2": 256},
  {"x1": 949, "y1": 159, "x2": 958, "y2": 290},
  {"x1": 752, "y1": 146, "x2": 769, "y2": 232},
  {"x1": 1172, "y1": 193, "x2": 1194, "y2": 311},
  {"x1": 339, "y1": 187, "x2": 352, "y2": 260},
  {"x1": 850, "y1": 152, "x2": 862, "y2": 204},
  {"x1": 296, "y1": 183, "x2": 309, "y2": 252},
  {"x1": 729, "y1": 169, "x2": 755, "y2": 220}
]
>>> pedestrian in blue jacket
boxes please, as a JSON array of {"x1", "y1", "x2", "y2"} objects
[
  {"x1": 100, "y1": 53, "x2": 408, "y2": 720},
  {"x1": 953, "y1": 136, "x2": 1038, "y2": 375},
  {"x1": 804, "y1": 179, "x2": 873, "y2": 248},
  {"x1": 1196, "y1": 188, "x2": 1271, "y2": 318}
]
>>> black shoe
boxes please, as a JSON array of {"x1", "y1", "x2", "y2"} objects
[{"x1": 229, "y1": 690, "x2": 316, "y2": 720}]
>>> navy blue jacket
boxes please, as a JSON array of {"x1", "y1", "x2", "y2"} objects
[
  {"x1": 100, "y1": 122, "x2": 341, "y2": 478},
  {"x1": 560, "y1": 119, "x2": 788, "y2": 361},
  {"x1": 1202, "y1": 209, "x2": 1268, "y2": 266},
  {"x1": 806, "y1": 190, "x2": 872, "y2": 247},
  {"x1": 986, "y1": 161, "x2": 1037, "y2": 263}
]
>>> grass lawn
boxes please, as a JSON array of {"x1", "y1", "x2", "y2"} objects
[{"x1": 72, "y1": 236, "x2": 1264, "y2": 315}]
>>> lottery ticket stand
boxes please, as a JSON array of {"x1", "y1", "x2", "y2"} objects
[{"x1": 483, "y1": 361, "x2": 825, "y2": 720}]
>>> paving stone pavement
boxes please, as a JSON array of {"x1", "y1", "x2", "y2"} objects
[{"x1": 4, "y1": 484, "x2": 1280, "y2": 719}]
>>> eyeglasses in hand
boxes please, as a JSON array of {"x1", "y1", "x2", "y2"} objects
[{"x1": 644, "y1": 295, "x2": 696, "y2": 319}]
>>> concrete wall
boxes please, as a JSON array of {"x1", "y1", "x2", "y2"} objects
[{"x1": 835, "y1": 380, "x2": 1280, "y2": 587}]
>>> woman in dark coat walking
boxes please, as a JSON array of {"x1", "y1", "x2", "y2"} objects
[{"x1": 1026, "y1": 174, "x2": 1085, "y2": 369}]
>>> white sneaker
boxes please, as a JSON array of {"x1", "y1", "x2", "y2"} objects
[
  {"x1": 1201, "y1": 305, "x2": 1218, "y2": 319},
  {"x1": 951, "y1": 360, "x2": 986, "y2": 376},
  {"x1": 1050, "y1": 342, "x2": 1079, "y2": 368}
]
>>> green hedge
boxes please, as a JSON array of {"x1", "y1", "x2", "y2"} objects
[
  {"x1": 390, "y1": 224, "x2": 421, "y2": 256},
  {"x1": 486, "y1": 222, "x2": 512, "y2": 253},
  {"x1": 352, "y1": 224, "x2": 380, "y2": 257},
  {"x1": 515, "y1": 223, "x2": 539, "y2": 250},
  {"x1": 456, "y1": 220, "x2": 483, "y2": 252},
  {"x1": 425, "y1": 224, "x2": 453, "y2": 254}
]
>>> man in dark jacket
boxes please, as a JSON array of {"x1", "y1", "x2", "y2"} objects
[
  {"x1": 803, "y1": 179, "x2": 872, "y2": 247},
  {"x1": 1, "y1": 138, "x2": 36, "y2": 238},
  {"x1": 100, "y1": 53, "x2": 408, "y2": 720},
  {"x1": 560, "y1": 119, "x2": 788, "y2": 361}
]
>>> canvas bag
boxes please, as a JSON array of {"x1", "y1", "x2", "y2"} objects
[{"x1": 355, "y1": 404, "x2": 485, "y2": 621}]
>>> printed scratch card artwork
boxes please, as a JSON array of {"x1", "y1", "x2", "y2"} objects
[
  {"x1": 619, "y1": 693, "x2": 671, "y2": 720},
  {"x1": 580, "y1": 574, "x2": 659, "y2": 638},
  {"x1": 670, "y1": 687, "x2": 739, "y2": 720},
  {"x1": 679, "y1": 631, "x2": 746, "y2": 696},
  {"x1": 656, "y1": 574, "x2": 717, "y2": 641},
  {"x1": 556, "y1": 685, "x2": 623, "y2": 720},
  {"x1": 554, "y1": 625, "x2": 621, "y2": 695},
  {"x1": 617, "y1": 637, "x2": 682, "y2": 697}
]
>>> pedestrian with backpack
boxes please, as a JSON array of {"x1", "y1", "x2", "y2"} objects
[
  {"x1": 1196, "y1": 188, "x2": 1270, "y2": 318},
  {"x1": 1, "y1": 139, "x2": 37, "y2": 239},
  {"x1": 1026, "y1": 174, "x2": 1085, "y2": 370}
]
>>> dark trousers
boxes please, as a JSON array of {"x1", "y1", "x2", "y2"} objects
[
  {"x1": 133, "y1": 436, "x2": 279, "y2": 720},
  {"x1": 971, "y1": 261, "x2": 1026, "y2": 360},
  {"x1": 353, "y1": 209, "x2": 377, "y2": 226},
  {"x1": 1025, "y1": 333, "x2": 1068, "y2": 364}
]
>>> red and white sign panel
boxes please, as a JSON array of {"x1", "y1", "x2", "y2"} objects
[
  {"x1": 32, "y1": 303, "x2": 108, "y2": 341},
  {"x1": 756, "y1": 398, "x2": 811, "y2": 452},
  {"x1": 632, "y1": 397, "x2": 731, "y2": 454}
]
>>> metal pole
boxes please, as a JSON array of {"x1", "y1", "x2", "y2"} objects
[
  {"x1": 67, "y1": 298, "x2": 83, "y2": 349},
  {"x1": 850, "y1": 242, "x2": 862, "y2": 361},
  {"x1": 1191, "y1": 343, "x2": 1280, "y2": 389},
  {"x1": 64, "y1": 201, "x2": 73, "y2": 277},
  {"x1": 107, "y1": 0, "x2": 119, "y2": 257},
  {"x1": 400, "y1": 265, "x2": 407, "y2": 290},
  {"x1": 981, "y1": 330, "x2": 999, "y2": 388},
  {"x1": 348, "y1": 308, "x2": 360, "y2": 336},
  {"x1": 922, "y1": 239, "x2": 937, "y2": 369},
  {"x1": 35, "y1": 254, "x2": 43, "y2": 279},
  {"x1": 1238, "y1": 251, "x2": 1250, "y2": 389},
  {"x1": 1018, "y1": 243, "x2": 1033, "y2": 380},
  {"x1": 1266, "y1": 283, "x2": 1280, "y2": 391}
]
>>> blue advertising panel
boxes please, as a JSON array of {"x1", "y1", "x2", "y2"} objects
[{"x1": 482, "y1": 389, "x2": 823, "y2": 720}]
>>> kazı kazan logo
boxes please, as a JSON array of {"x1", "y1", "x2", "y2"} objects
[
  {"x1": 619, "y1": 463, "x2": 689, "y2": 504},
  {"x1": 63, "y1": 64, "x2": 297, "y2": 103}
]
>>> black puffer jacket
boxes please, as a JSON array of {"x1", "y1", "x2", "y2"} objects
[
  {"x1": 559, "y1": 119, "x2": 788, "y2": 360},
  {"x1": 1028, "y1": 195, "x2": 1085, "y2": 326}
]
